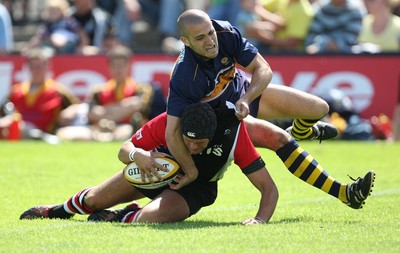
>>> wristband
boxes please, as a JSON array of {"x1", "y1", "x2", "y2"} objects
[
  {"x1": 254, "y1": 217, "x2": 266, "y2": 224},
  {"x1": 128, "y1": 148, "x2": 138, "y2": 162}
]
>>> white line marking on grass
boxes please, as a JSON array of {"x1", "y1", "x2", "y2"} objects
[{"x1": 0, "y1": 222, "x2": 96, "y2": 236}]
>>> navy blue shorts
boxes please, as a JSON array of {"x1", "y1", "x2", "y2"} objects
[
  {"x1": 135, "y1": 180, "x2": 218, "y2": 216},
  {"x1": 241, "y1": 76, "x2": 261, "y2": 117},
  {"x1": 249, "y1": 95, "x2": 261, "y2": 117}
]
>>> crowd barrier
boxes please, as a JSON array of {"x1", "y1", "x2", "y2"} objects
[{"x1": 1, "y1": 54, "x2": 399, "y2": 119}]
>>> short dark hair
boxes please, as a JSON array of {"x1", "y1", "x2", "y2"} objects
[
  {"x1": 177, "y1": 9, "x2": 210, "y2": 37},
  {"x1": 181, "y1": 103, "x2": 217, "y2": 140}
]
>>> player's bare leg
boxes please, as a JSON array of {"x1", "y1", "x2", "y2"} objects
[
  {"x1": 20, "y1": 170, "x2": 145, "y2": 219},
  {"x1": 258, "y1": 84, "x2": 328, "y2": 120},
  {"x1": 84, "y1": 170, "x2": 145, "y2": 210},
  {"x1": 88, "y1": 189, "x2": 190, "y2": 223},
  {"x1": 136, "y1": 189, "x2": 190, "y2": 223},
  {"x1": 258, "y1": 84, "x2": 337, "y2": 141},
  {"x1": 244, "y1": 115, "x2": 291, "y2": 151}
]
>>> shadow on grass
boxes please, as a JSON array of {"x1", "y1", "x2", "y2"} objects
[
  {"x1": 269, "y1": 217, "x2": 310, "y2": 224},
  {"x1": 112, "y1": 220, "x2": 239, "y2": 230},
  {"x1": 19, "y1": 215, "x2": 313, "y2": 229},
  {"x1": 106, "y1": 216, "x2": 312, "y2": 230}
]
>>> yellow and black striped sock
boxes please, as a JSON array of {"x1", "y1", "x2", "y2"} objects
[
  {"x1": 276, "y1": 139, "x2": 348, "y2": 202},
  {"x1": 290, "y1": 119, "x2": 318, "y2": 140}
]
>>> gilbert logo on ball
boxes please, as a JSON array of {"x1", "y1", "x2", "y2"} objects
[{"x1": 124, "y1": 155, "x2": 180, "y2": 189}]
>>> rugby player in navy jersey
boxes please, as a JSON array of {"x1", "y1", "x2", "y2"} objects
[
  {"x1": 164, "y1": 10, "x2": 375, "y2": 209},
  {"x1": 20, "y1": 103, "x2": 278, "y2": 224}
]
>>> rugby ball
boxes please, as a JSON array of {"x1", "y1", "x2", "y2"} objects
[{"x1": 123, "y1": 156, "x2": 180, "y2": 189}]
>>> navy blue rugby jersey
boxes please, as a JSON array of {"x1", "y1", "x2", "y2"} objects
[{"x1": 167, "y1": 20, "x2": 258, "y2": 117}]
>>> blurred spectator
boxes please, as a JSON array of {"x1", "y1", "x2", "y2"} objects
[
  {"x1": 96, "y1": 0, "x2": 118, "y2": 14},
  {"x1": 185, "y1": 0, "x2": 207, "y2": 9},
  {"x1": 56, "y1": 45, "x2": 166, "y2": 141},
  {"x1": 305, "y1": 0, "x2": 363, "y2": 54},
  {"x1": 96, "y1": 0, "x2": 138, "y2": 47},
  {"x1": 0, "y1": 2, "x2": 13, "y2": 55},
  {"x1": 0, "y1": 48, "x2": 80, "y2": 143},
  {"x1": 393, "y1": 85, "x2": 400, "y2": 141},
  {"x1": 96, "y1": 0, "x2": 185, "y2": 53},
  {"x1": 87, "y1": 45, "x2": 166, "y2": 141},
  {"x1": 236, "y1": 0, "x2": 314, "y2": 53},
  {"x1": 23, "y1": 0, "x2": 87, "y2": 55},
  {"x1": 157, "y1": 0, "x2": 186, "y2": 53},
  {"x1": 391, "y1": 0, "x2": 400, "y2": 16},
  {"x1": 355, "y1": 0, "x2": 400, "y2": 53},
  {"x1": 319, "y1": 89, "x2": 374, "y2": 140},
  {"x1": 370, "y1": 113, "x2": 393, "y2": 140},
  {"x1": 2, "y1": 0, "x2": 29, "y2": 23},
  {"x1": 206, "y1": 0, "x2": 241, "y2": 26},
  {"x1": 393, "y1": 103, "x2": 400, "y2": 141},
  {"x1": 68, "y1": 0, "x2": 112, "y2": 55},
  {"x1": 99, "y1": 28, "x2": 122, "y2": 54},
  {"x1": 259, "y1": 0, "x2": 281, "y2": 12},
  {"x1": 236, "y1": 0, "x2": 281, "y2": 48},
  {"x1": 0, "y1": 101, "x2": 21, "y2": 140}
]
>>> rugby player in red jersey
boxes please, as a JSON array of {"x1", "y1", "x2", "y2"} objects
[{"x1": 20, "y1": 102, "x2": 278, "y2": 225}]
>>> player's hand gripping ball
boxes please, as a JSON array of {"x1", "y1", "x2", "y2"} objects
[{"x1": 123, "y1": 155, "x2": 180, "y2": 189}]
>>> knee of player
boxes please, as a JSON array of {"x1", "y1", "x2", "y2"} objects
[
  {"x1": 274, "y1": 128, "x2": 292, "y2": 150},
  {"x1": 316, "y1": 98, "x2": 330, "y2": 118},
  {"x1": 83, "y1": 192, "x2": 102, "y2": 210}
]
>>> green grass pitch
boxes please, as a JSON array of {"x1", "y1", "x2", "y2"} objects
[{"x1": 1, "y1": 140, "x2": 399, "y2": 253}]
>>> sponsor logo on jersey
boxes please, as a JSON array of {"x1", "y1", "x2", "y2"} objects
[
  {"x1": 205, "y1": 145, "x2": 223, "y2": 156},
  {"x1": 136, "y1": 129, "x2": 143, "y2": 140}
]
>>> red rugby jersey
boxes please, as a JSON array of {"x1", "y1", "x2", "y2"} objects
[
  {"x1": 9, "y1": 79, "x2": 79, "y2": 133},
  {"x1": 130, "y1": 112, "x2": 264, "y2": 182},
  {"x1": 89, "y1": 78, "x2": 155, "y2": 124}
]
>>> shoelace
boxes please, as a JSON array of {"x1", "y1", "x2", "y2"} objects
[
  {"x1": 347, "y1": 175, "x2": 364, "y2": 199},
  {"x1": 318, "y1": 128, "x2": 324, "y2": 144},
  {"x1": 313, "y1": 125, "x2": 324, "y2": 144},
  {"x1": 348, "y1": 175, "x2": 359, "y2": 182}
]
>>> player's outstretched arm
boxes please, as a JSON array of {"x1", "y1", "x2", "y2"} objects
[{"x1": 242, "y1": 167, "x2": 278, "y2": 225}]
